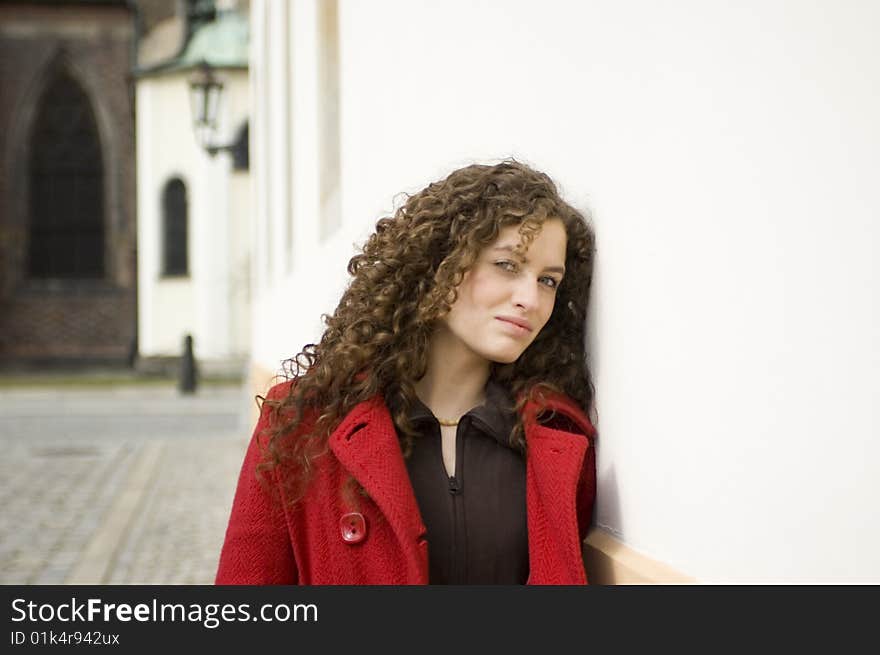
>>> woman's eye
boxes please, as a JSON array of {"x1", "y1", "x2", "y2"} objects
[{"x1": 496, "y1": 261, "x2": 560, "y2": 290}]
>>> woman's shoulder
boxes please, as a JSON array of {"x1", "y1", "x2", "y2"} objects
[
  {"x1": 252, "y1": 378, "x2": 310, "y2": 446},
  {"x1": 521, "y1": 386, "x2": 595, "y2": 440},
  {"x1": 253, "y1": 379, "x2": 296, "y2": 425},
  {"x1": 264, "y1": 379, "x2": 296, "y2": 402}
]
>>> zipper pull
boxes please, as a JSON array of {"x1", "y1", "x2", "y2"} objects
[{"x1": 448, "y1": 476, "x2": 461, "y2": 495}]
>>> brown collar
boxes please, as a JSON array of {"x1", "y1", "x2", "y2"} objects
[{"x1": 404, "y1": 379, "x2": 518, "y2": 450}]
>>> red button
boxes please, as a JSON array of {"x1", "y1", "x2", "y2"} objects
[{"x1": 340, "y1": 512, "x2": 366, "y2": 544}]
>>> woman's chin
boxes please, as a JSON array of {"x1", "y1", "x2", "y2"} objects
[{"x1": 485, "y1": 349, "x2": 524, "y2": 365}]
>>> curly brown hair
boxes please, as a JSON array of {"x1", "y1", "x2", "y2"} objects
[{"x1": 259, "y1": 159, "x2": 596, "y2": 505}]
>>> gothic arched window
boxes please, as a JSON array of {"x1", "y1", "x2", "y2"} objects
[
  {"x1": 162, "y1": 178, "x2": 189, "y2": 276},
  {"x1": 28, "y1": 70, "x2": 104, "y2": 279}
]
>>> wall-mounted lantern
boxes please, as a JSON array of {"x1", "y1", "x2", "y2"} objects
[{"x1": 188, "y1": 61, "x2": 247, "y2": 168}]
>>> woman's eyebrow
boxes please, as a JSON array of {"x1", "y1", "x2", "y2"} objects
[{"x1": 490, "y1": 245, "x2": 566, "y2": 274}]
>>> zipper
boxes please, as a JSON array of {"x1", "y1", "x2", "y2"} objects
[
  {"x1": 448, "y1": 416, "x2": 467, "y2": 583},
  {"x1": 448, "y1": 473, "x2": 460, "y2": 582}
]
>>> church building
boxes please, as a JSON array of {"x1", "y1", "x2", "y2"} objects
[{"x1": 0, "y1": 0, "x2": 138, "y2": 365}]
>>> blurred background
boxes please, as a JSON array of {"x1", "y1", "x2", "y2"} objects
[{"x1": 0, "y1": 0, "x2": 878, "y2": 584}]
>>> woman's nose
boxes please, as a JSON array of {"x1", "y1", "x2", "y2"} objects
[{"x1": 511, "y1": 275, "x2": 540, "y2": 310}]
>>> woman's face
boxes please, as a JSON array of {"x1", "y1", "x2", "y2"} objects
[{"x1": 440, "y1": 218, "x2": 568, "y2": 365}]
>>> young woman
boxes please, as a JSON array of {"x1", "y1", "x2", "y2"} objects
[{"x1": 216, "y1": 160, "x2": 597, "y2": 585}]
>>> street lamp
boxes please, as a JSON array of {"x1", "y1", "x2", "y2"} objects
[{"x1": 188, "y1": 61, "x2": 231, "y2": 157}]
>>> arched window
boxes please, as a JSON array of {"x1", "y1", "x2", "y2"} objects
[
  {"x1": 28, "y1": 70, "x2": 104, "y2": 278},
  {"x1": 162, "y1": 178, "x2": 188, "y2": 276}
]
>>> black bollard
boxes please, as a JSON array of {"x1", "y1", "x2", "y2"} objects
[{"x1": 179, "y1": 334, "x2": 198, "y2": 394}]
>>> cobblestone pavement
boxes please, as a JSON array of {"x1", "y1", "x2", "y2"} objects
[{"x1": 0, "y1": 384, "x2": 255, "y2": 584}]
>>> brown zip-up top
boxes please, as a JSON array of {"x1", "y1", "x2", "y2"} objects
[{"x1": 401, "y1": 380, "x2": 528, "y2": 584}]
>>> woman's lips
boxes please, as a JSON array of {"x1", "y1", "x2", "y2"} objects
[{"x1": 495, "y1": 317, "x2": 532, "y2": 336}]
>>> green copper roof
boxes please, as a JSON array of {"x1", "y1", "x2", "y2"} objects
[
  {"x1": 137, "y1": 10, "x2": 248, "y2": 77},
  {"x1": 176, "y1": 10, "x2": 248, "y2": 69}
]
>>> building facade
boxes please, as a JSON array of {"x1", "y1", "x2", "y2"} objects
[
  {"x1": 135, "y1": 2, "x2": 251, "y2": 374},
  {"x1": 0, "y1": 0, "x2": 137, "y2": 364}
]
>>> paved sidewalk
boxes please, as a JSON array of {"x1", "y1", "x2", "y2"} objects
[{"x1": 0, "y1": 384, "x2": 254, "y2": 584}]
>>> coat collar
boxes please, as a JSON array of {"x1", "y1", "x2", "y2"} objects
[{"x1": 519, "y1": 391, "x2": 593, "y2": 584}]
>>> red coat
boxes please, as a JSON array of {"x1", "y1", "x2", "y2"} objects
[{"x1": 216, "y1": 381, "x2": 597, "y2": 585}]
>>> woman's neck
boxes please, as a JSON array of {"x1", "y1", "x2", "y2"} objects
[{"x1": 414, "y1": 324, "x2": 490, "y2": 421}]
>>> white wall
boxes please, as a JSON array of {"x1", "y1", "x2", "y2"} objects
[
  {"x1": 137, "y1": 71, "x2": 251, "y2": 362},
  {"x1": 250, "y1": 0, "x2": 350, "y2": 372},
  {"x1": 136, "y1": 77, "x2": 197, "y2": 356},
  {"x1": 250, "y1": 0, "x2": 880, "y2": 582}
]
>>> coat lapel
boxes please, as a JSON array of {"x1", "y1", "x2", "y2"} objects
[
  {"x1": 522, "y1": 394, "x2": 591, "y2": 584},
  {"x1": 327, "y1": 395, "x2": 428, "y2": 581}
]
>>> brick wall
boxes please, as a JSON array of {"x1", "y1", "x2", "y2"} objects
[{"x1": 0, "y1": 3, "x2": 137, "y2": 364}]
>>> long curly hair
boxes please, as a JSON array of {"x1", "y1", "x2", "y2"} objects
[{"x1": 259, "y1": 159, "x2": 596, "y2": 505}]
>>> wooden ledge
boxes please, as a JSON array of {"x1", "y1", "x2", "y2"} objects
[{"x1": 584, "y1": 527, "x2": 695, "y2": 584}]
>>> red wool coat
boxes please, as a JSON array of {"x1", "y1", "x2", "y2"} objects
[{"x1": 216, "y1": 381, "x2": 597, "y2": 585}]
